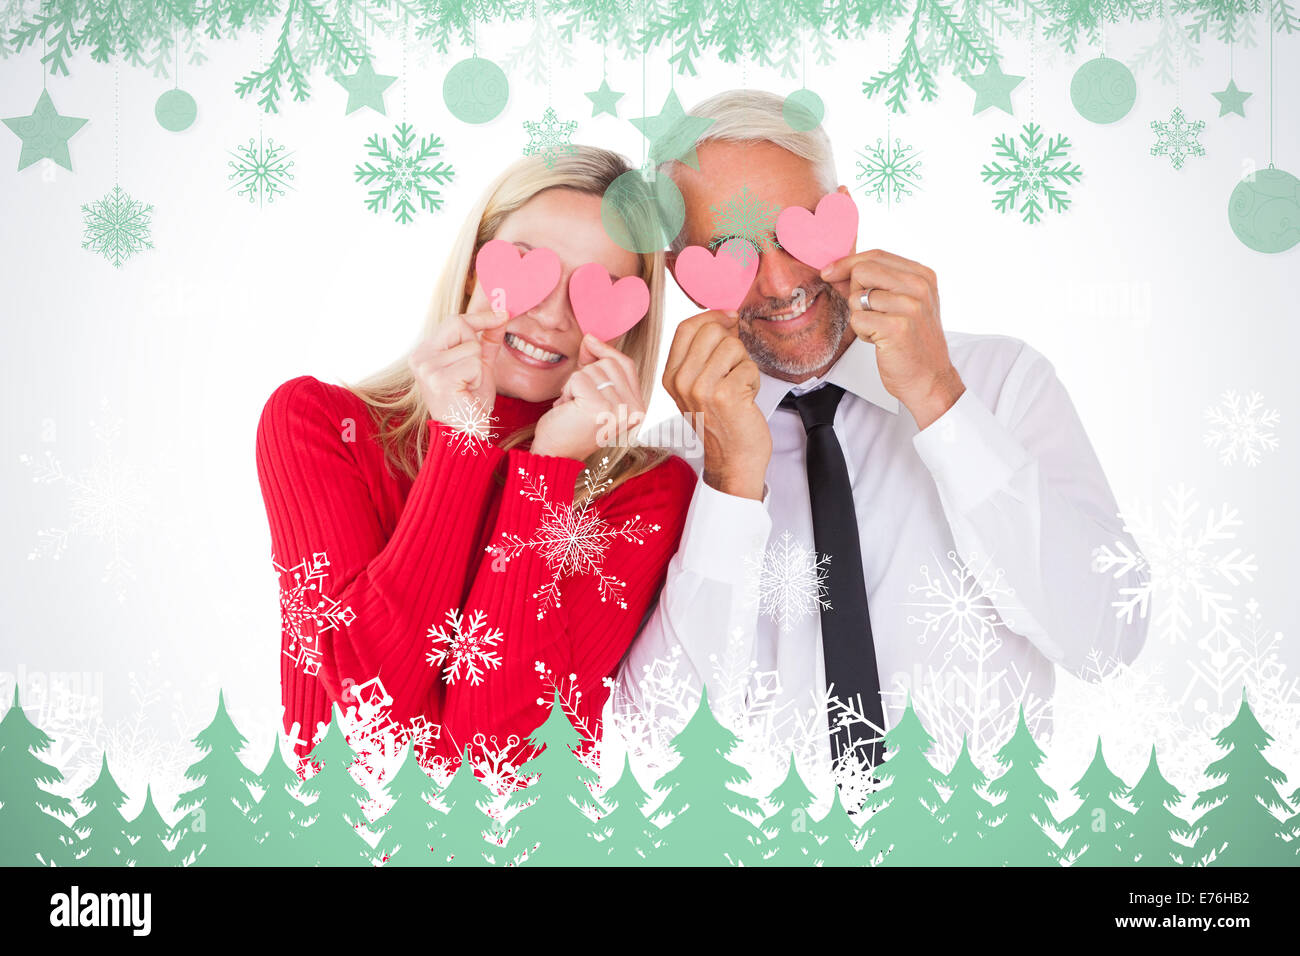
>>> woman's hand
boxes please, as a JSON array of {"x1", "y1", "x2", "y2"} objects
[
  {"x1": 408, "y1": 310, "x2": 509, "y2": 426},
  {"x1": 531, "y1": 334, "x2": 646, "y2": 461}
]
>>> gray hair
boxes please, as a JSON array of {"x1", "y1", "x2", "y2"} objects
[{"x1": 655, "y1": 89, "x2": 838, "y2": 255}]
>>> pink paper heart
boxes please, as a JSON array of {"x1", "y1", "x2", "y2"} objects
[
  {"x1": 774, "y1": 191, "x2": 859, "y2": 270},
  {"x1": 568, "y1": 263, "x2": 650, "y2": 341},
  {"x1": 474, "y1": 238, "x2": 562, "y2": 317},
  {"x1": 672, "y1": 239, "x2": 759, "y2": 311}
]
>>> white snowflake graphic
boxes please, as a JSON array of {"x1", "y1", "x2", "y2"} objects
[
  {"x1": 491, "y1": 457, "x2": 661, "y2": 620},
  {"x1": 443, "y1": 397, "x2": 497, "y2": 456},
  {"x1": 981, "y1": 122, "x2": 1083, "y2": 224},
  {"x1": 19, "y1": 404, "x2": 145, "y2": 602},
  {"x1": 905, "y1": 549, "x2": 1018, "y2": 658},
  {"x1": 1049, "y1": 649, "x2": 1206, "y2": 811},
  {"x1": 882, "y1": 550, "x2": 1046, "y2": 774},
  {"x1": 354, "y1": 121, "x2": 455, "y2": 224},
  {"x1": 81, "y1": 184, "x2": 153, "y2": 268},
  {"x1": 1203, "y1": 389, "x2": 1280, "y2": 467},
  {"x1": 611, "y1": 629, "x2": 839, "y2": 810},
  {"x1": 1150, "y1": 107, "x2": 1206, "y2": 170},
  {"x1": 310, "y1": 676, "x2": 445, "y2": 821},
  {"x1": 1181, "y1": 598, "x2": 1299, "y2": 768},
  {"x1": 855, "y1": 136, "x2": 923, "y2": 209},
  {"x1": 274, "y1": 552, "x2": 357, "y2": 676},
  {"x1": 522, "y1": 106, "x2": 577, "y2": 169},
  {"x1": 744, "y1": 530, "x2": 831, "y2": 633},
  {"x1": 1093, "y1": 484, "x2": 1257, "y2": 646},
  {"x1": 227, "y1": 133, "x2": 295, "y2": 206},
  {"x1": 426, "y1": 607, "x2": 504, "y2": 686}
]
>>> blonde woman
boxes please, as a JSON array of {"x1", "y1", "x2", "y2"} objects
[{"x1": 256, "y1": 147, "x2": 695, "y2": 771}]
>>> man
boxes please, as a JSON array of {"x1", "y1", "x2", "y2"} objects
[{"x1": 615, "y1": 89, "x2": 1150, "y2": 789}]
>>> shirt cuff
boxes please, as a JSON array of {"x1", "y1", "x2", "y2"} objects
[
  {"x1": 678, "y1": 476, "x2": 773, "y2": 586},
  {"x1": 912, "y1": 388, "x2": 1032, "y2": 515}
]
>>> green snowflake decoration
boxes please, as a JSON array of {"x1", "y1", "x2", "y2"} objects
[
  {"x1": 981, "y1": 123, "x2": 1083, "y2": 224},
  {"x1": 709, "y1": 186, "x2": 780, "y2": 265},
  {"x1": 522, "y1": 106, "x2": 577, "y2": 169},
  {"x1": 856, "y1": 136, "x2": 923, "y2": 209},
  {"x1": 354, "y1": 121, "x2": 455, "y2": 224},
  {"x1": 1150, "y1": 107, "x2": 1206, "y2": 169},
  {"x1": 81, "y1": 185, "x2": 153, "y2": 268},
  {"x1": 228, "y1": 134, "x2": 296, "y2": 207}
]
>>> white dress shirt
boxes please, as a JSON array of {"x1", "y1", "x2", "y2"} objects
[{"x1": 616, "y1": 331, "x2": 1150, "y2": 786}]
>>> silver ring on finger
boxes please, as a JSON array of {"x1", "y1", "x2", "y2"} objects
[
  {"x1": 595, "y1": 380, "x2": 616, "y2": 392},
  {"x1": 858, "y1": 288, "x2": 875, "y2": 312}
]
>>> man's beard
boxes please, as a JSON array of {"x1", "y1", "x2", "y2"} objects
[{"x1": 737, "y1": 279, "x2": 852, "y2": 379}]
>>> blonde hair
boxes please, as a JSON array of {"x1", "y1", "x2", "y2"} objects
[
  {"x1": 657, "y1": 89, "x2": 838, "y2": 255},
  {"x1": 349, "y1": 147, "x2": 669, "y2": 504}
]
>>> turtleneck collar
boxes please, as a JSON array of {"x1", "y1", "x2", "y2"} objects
[{"x1": 491, "y1": 391, "x2": 554, "y2": 441}]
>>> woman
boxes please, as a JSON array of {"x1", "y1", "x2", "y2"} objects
[{"x1": 256, "y1": 147, "x2": 696, "y2": 773}]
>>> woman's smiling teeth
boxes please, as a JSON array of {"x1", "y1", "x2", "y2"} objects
[{"x1": 505, "y1": 331, "x2": 565, "y2": 364}]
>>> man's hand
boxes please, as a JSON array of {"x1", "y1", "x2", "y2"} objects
[
  {"x1": 663, "y1": 310, "x2": 771, "y2": 501},
  {"x1": 820, "y1": 250, "x2": 965, "y2": 430}
]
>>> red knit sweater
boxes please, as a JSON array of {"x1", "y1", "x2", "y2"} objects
[{"x1": 255, "y1": 375, "x2": 696, "y2": 770}]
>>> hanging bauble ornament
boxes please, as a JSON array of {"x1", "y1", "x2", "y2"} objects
[
  {"x1": 443, "y1": 56, "x2": 509, "y2": 124},
  {"x1": 1070, "y1": 56, "x2": 1136, "y2": 124},
  {"x1": 601, "y1": 169, "x2": 685, "y2": 255},
  {"x1": 1228, "y1": 166, "x2": 1300, "y2": 253},
  {"x1": 155, "y1": 88, "x2": 197, "y2": 132},
  {"x1": 783, "y1": 89, "x2": 824, "y2": 131}
]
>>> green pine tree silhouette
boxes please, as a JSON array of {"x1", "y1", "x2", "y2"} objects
[
  {"x1": 297, "y1": 704, "x2": 374, "y2": 866},
  {"x1": 0, "y1": 686, "x2": 77, "y2": 866},
  {"x1": 811, "y1": 787, "x2": 865, "y2": 866},
  {"x1": 72, "y1": 753, "x2": 133, "y2": 865},
  {"x1": 599, "y1": 753, "x2": 660, "y2": 865},
  {"x1": 984, "y1": 706, "x2": 1061, "y2": 866},
  {"x1": 372, "y1": 742, "x2": 441, "y2": 866},
  {"x1": 507, "y1": 691, "x2": 605, "y2": 865},
  {"x1": 860, "y1": 697, "x2": 947, "y2": 866},
  {"x1": 248, "y1": 734, "x2": 311, "y2": 866},
  {"x1": 1287, "y1": 788, "x2": 1300, "y2": 859},
  {"x1": 1127, "y1": 746, "x2": 1192, "y2": 866},
  {"x1": 652, "y1": 686, "x2": 763, "y2": 866},
  {"x1": 939, "y1": 734, "x2": 996, "y2": 866},
  {"x1": 1059, "y1": 739, "x2": 1133, "y2": 866},
  {"x1": 758, "y1": 753, "x2": 819, "y2": 865},
  {"x1": 170, "y1": 690, "x2": 260, "y2": 866},
  {"x1": 1191, "y1": 689, "x2": 1294, "y2": 866},
  {"x1": 124, "y1": 784, "x2": 174, "y2": 866},
  {"x1": 435, "y1": 746, "x2": 497, "y2": 866}
]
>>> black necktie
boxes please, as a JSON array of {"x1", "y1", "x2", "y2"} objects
[{"x1": 779, "y1": 384, "x2": 885, "y2": 772}]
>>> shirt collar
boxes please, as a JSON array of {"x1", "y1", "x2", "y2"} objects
[{"x1": 755, "y1": 337, "x2": 901, "y2": 421}]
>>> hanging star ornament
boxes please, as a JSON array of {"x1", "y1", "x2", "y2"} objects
[
  {"x1": 3, "y1": 89, "x2": 88, "y2": 171},
  {"x1": 1212, "y1": 79, "x2": 1252, "y2": 118},
  {"x1": 962, "y1": 60, "x2": 1025, "y2": 116},
  {"x1": 585, "y1": 78, "x2": 624, "y2": 118},
  {"x1": 337, "y1": 59, "x2": 398, "y2": 116},
  {"x1": 630, "y1": 89, "x2": 714, "y2": 170}
]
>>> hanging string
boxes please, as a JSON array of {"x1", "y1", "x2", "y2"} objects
[
  {"x1": 1268, "y1": 0, "x2": 1274, "y2": 167},
  {"x1": 640, "y1": 0, "x2": 646, "y2": 171},
  {"x1": 42, "y1": 35, "x2": 46, "y2": 88},
  {"x1": 113, "y1": 61, "x2": 119, "y2": 184},
  {"x1": 1029, "y1": 20, "x2": 1036, "y2": 121},
  {"x1": 402, "y1": 14, "x2": 407, "y2": 122}
]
